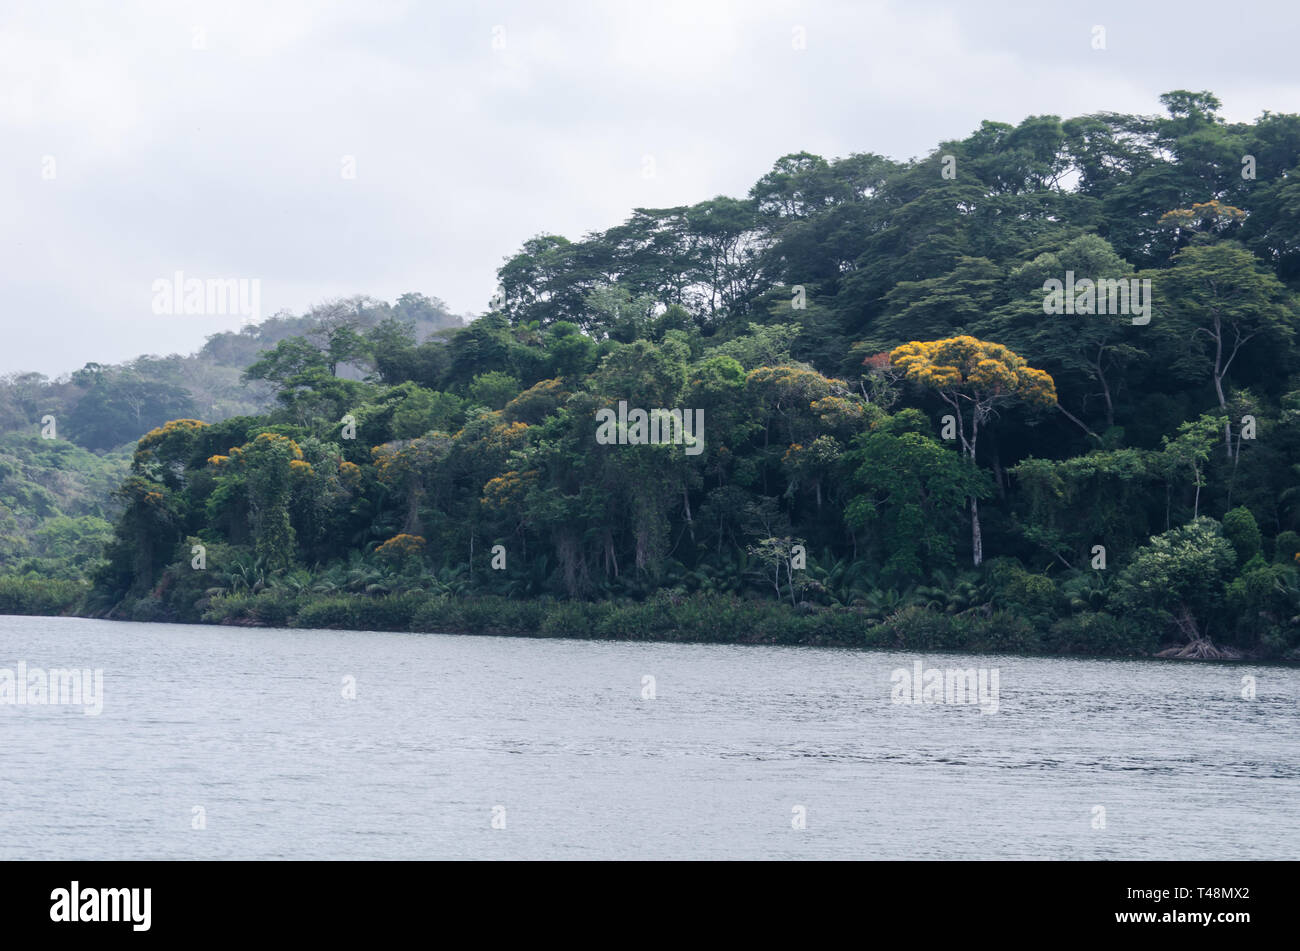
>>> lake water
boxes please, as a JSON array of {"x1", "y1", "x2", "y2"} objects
[{"x1": 2, "y1": 614, "x2": 1297, "y2": 860}]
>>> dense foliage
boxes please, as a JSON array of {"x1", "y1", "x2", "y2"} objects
[
  {"x1": 0, "y1": 434, "x2": 127, "y2": 580},
  {"x1": 13, "y1": 91, "x2": 1300, "y2": 658}
]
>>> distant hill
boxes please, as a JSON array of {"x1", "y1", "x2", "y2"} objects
[{"x1": 0, "y1": 292, "x2": 464, "y2": 451}]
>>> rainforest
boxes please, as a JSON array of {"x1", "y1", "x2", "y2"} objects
[{"x1": 4, "y1": 89, "x2": 1300, "y2": 661}]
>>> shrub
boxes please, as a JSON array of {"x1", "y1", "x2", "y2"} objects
[
  {"x1": 294, "y1": 597, "x2": 359, "y2": 629},
  {"x1": 986, "y1": 560, "x2": 1063, "y2": 626},
  {"x1": 410, "y1": 595, "x2": 548, "y2": 636},
  {"x1": 200, "y1": 590, "x2": 299, "y2": 626},
  {"x1": 0, "y1": 576, "x2": 86, "y2": 616},
  {"x1": 352, "y1": 592, "x2": 424, "y2": 631},
  {"x1": 247, "y1": 590, "x2": 299, "y2": 626},
  {"x1": 130, "y1": 597, "x2": 168, "y2": 623},
  {"x1": 961, "y1": 610, "x2": 1042, "y2": 653},
  {"x1": 874, "y1": 606, "x2": 955, "y2": 650},
  {"x1": 200, "y1": 593, "x2": 254, "y2": 624},
  {"x1": 1044, "y1": 612, "x2": 1153, "y2": 656},
  {"x1": 538, "y1": 601, "x2": 609, "y2": 638}
]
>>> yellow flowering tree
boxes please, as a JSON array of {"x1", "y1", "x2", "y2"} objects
[
  {"x1": 372, "y1": 433, "x2": 453, "y2": 535},
  {"x1": 132, "y1": 418, "x2": 210, "y2": 485},
  {"x1": 890, "y1": 336, "x2": 1056, "y2": 565},
  {"x1": 374, "y1": 533, "x2": 427, "y2": 570}
]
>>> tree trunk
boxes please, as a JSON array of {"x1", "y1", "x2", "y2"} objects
[
  {"x1": 1174, "y1": 603, "x2": 1200, "y2": 641},
  {"x1": 1092, "y1": 345, "x2": 1115, "y2": 429},
  {"x1": 1212, "y1": 315, "x2": 1232, "y2": 452},
  {"x1": 1100, "y1": 375, "x2": 1114, "y2": 429},
  {"x1": 971, "y1": 496, "x2": 983, "y2": 567},
  {"x1": 404, "y1": 480, "x2": 423, "y2": 535}
]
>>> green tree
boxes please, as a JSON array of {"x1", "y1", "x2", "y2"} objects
[
  {"x1": 211, "y1": 433, "x2": 306, "y2": 569},
  {"x1": 1222, "y1": 506, "x2": 1262, "y2": 564},
  {"x1": 844, "y1": 411, "x2": 990, "y2": 581},
  {"x1": 1111, "y1": 517, "x2": 1236, "y2": 643},
  {"x1": 1154, "y1": 413, "x2": 1225, "y2": 520},
  {"x1": 243, "y1": 337, "x2": 329, "y2": 390},
  {"x1": 468, "y1": 371, "x2": 522, "y2": 410},
  {"x1": 1159, "y1": 243, "x2": 1297, "y2": 449}
]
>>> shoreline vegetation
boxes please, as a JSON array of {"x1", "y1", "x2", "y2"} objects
[
  {"x1": 0, "y1": 578, "x2": 1270, "y2": 661},
  {"x1": 5, "y1": 91, "x2": 1300, "y2": 664}
]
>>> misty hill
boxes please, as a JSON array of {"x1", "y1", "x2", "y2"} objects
[{"x1": 0, "y1": 293, "x2": 465, "y2": 451}]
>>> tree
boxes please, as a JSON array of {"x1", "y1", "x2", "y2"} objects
[
  {"x1": 865, "y1": 256, "x2": 1004, "y2": 353},
  {"x1": 323, "y1": 324, "x2": 371, "y2": 377},
  {"x1": 1010, "y1": 448, "x2": 1158, "y2": 567},
  {"x1": 543, "y1": 322, "x2": 597, "y2": 380},
  {"x1": 66, "y1": 374, "x2": 196, "y2": 450},
  {"x1": 1159, "y1": 242, "x2": 1297, "y2": 450},
  {"x1": 990, "y1": 235, "x2": 1146, "y2": 433},
  {"x1": 389, "y1": 386, "x2": 464, "y2": 438},
  {"x1": 682, "y1": 196, "x2": 765, "y2": 325},
  {"x1": 468, "y1": 372, "x2": 522, "y2": 410},
  {"x1": 746, "y1": 535, "x2": 803, "y2": 605},
  {"x1": 1221, "y1": 506, "x2": 1262, "y2": 564},
  {"x1": 372, "y1": 433, "x2": 452, "y2": 536},
  {"x1": 1111, "y1": 517, "x2": 1236, "y2": 645},
  {"x1": 132, "y1": 418, "x2": 210, "y2": 488},
  {"x1": 243, "y1": 337, "x2": 329, "y2": 390},
  {"x1": 210, "y1": 433, "x2": 307, "y2": 569},
  {"x1": 890, "y1": 336, "x2": 1056, "y2": 565},
  {"x1": 497, "y1": 234, "x2": 591, "y2": 327},
  {"x1": 1154, "y1": 413, "x2": 1225, "y2": 520},
  {"x1": 844, "y1": 411, "x2": 989, "y2": 581}
]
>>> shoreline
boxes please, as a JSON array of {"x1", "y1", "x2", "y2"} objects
[{"x1": 2, "y1": 592, "x2": 1292, "y2": 664}]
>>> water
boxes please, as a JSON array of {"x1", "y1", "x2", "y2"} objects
[{"x1": 1, "y1": 614, "x2": 1297, "y2": 860}]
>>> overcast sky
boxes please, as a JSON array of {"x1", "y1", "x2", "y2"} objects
[{"x1": 2, "y1": 0, "x2": 1297, "y2": 377}]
